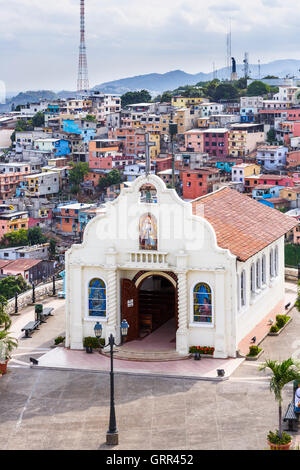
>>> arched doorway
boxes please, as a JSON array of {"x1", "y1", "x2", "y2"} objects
[
  {"x1": 138, "y1": 275, "x2": 176, "y2": 337},
  {"x1": 121, "y1": 273, "x2": 177, "y2": 344}
]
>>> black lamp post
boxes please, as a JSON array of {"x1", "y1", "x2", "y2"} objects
[
  {"x1": 52, "y1": 276, "x2": 56, "y2": 296},
  {"x1": 32, "y1": 283, "x2": 36, "y2": 304},
  {"x1": 14, "y1": 292, "x2": 18, "y2": 315},
  {"x1": 94, "y1": 320, "x2": 129, "y2": 446}
]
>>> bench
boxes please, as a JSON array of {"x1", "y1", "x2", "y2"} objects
[
  {"x1": 38, "y1": 307, "x2": 54, "y2": 323},
  {"x1": 21, "y1": 321, "x2": 41, "y2": 338},
  {"x1": 284, "y1": 402, "x2": 299, "y2": 431}
]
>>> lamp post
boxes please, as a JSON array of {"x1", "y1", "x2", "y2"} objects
[
  {"x1": 32, "y1": 283, "x2": 36, "y2": 304},
  {"x1": 94, "y1": 320, "x2": 129, "y2": 446}
]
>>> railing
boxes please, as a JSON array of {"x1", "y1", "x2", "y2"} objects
[{"x1": 128, "y1": 251, "x2": 168, "y2": 267}]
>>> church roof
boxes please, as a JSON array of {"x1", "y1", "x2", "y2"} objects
[{"x1": 192, "y1": 187, "x2": 298, "y2": 262}]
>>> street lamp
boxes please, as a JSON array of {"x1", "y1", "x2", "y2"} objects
[{"x1": 94, "y1": 320, "x2": 130, "y2": 446}]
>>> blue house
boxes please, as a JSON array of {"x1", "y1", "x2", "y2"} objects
[
  {"x1": 54, "y1": 139, "x2": 71, "y2": 157},
  {"x1": 63, "y1": 119, "x2": 96, "y2": 144}
]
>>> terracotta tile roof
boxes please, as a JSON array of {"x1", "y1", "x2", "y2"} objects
[{"x1": 192, "y1": 187, "x2": 298, "y2": 262}]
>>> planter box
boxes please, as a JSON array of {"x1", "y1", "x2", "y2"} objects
[
  {"x1": 0, "y1": 360, "x2": 8, "y2": 375},
  {"x1": 268, "y1": 441, "x2": 292, "y2": 451},
  {"x1": 268, "y1": 318, "x2": 292, "y2": 336},
  {"x1": 246, "y1": 349, "x2": 264, "y2": 361}
]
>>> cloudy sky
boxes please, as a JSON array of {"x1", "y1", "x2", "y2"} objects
[{"x1": 0, "y1": 0, "x2": 299, "y2": 92}]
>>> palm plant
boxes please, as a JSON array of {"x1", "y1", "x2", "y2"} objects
[{"x1": 260, "y1": 358, "x2": 300, "y2": 440}]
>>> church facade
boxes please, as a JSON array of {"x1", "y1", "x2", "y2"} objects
[{"x1": 65, "y1": 174, "x2": 296, "y2": 358}]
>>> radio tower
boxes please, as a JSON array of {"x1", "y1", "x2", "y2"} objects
[{"x1": 77, "y1": 0, "x2": 89, "y2": 92}]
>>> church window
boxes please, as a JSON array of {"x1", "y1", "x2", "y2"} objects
[
  {"x1": 256, "y1": 260, "x2": 261, "y2": 289},
  {"x1": 193, "y1": 283, "x2": 213, "y2": 324},
  {"x1": 241, "y1": 270, "x2": 246, "y2": 307},
  {"x1": 250, "y1": 263, "x2": 255, "y2": 293},
  {"x1": 88, "y1": 278, "x2": 106, "y2": 317},
  {"x1": 274, "y1": 246, "x2": 279, "y2": 276},
  {"x1": 262, "y1": 255, "x2": 266, "y2": 284},
  {"x1": 139, "y1": 213, "x2": 158, "y2": 251},
  {"x1": 270, "y1": 249, "x2": 275, "y2": 278}
]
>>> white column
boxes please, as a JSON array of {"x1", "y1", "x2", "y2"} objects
[
  {"x1": 214, "y1": 268, "x2": 227, "y2": 358},
  {"x1": 106, "y1": 268, "x2": 118, "y2": 342},
  {"x1": 176, "y1": 271, "x2": 189, "y2": 355},
  {"x1": 69, "y1": 264, "x2": 84, "y2": 350}
]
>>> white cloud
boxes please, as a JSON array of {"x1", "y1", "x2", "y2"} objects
[{"x1": 0, "y1": 0, "x2": 299, "y2": 91}]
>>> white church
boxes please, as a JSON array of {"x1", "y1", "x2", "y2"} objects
[{"x1": 65, "y1": 174, "x2": 296, "y2": 359}]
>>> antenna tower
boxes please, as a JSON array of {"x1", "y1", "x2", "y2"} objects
[
  {"x1": 226, "y1": 24, "x2": 232, "y2": 80},
  {"x1": 77, "y1": 0, "x2": 89, "y2": 92}
]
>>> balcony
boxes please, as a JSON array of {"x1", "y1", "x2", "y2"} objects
[{"x1": 128, "y1": 251, "x2": 169, "y2": 268}]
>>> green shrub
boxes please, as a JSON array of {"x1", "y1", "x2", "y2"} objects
[
  {"x1": 247, "y1": 345, "x2": 261, "y2": 357},
  {"x1": 83, "y1": 337, "x2": 103, "y2": 349},
  {"x1": 54, "y1": 336, "x2": 65, "y2": 346},
  {"x1": 267, "y1": 430, "x2": 291, "y2": 445},
  {"x1": 35, "y1": 304, "x2": 43, "y2": 314},
  {"x1": 270, "y1": 325, "x2": 279, "y2": 333},
  {"x1": 276, "y1": 315, "x2": 289, "y2": 330}
]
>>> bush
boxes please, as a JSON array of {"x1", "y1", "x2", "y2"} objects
[
  {"x1": 35, "y1": 304, "x2": 43, "y2": 314},
  {"x1": 276, "y1": 315, "x2": 289, "y2": 330},
  {"x1": 55, "y1": 336, "x2": 65, "y2": 346},
  {"x1": 270, "y1": 325, "x2": 279, "y2": 333},
  {"x1": 247, "y1": 345, "x2": 261, "y2": 357},
  {"x1": 83, "y1": 337, "x2": 104, "y2": 349},
  {"x1": 268, "y1": 430, "x2": 291, "y2": 445}
]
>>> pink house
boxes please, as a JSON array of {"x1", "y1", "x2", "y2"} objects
[{"x1": 184, "y1": 128, "x2": 228, "y2": 158}]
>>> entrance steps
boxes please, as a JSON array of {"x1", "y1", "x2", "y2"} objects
[{"x1": 101, "y1": 349, "x2": 192, "y2": 362}]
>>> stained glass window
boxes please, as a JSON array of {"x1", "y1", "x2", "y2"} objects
[
  {"x1": 193, "y1": 283, "x2": 212, "y2": 324},
  {"x1": 88, "y1": 278, "x2": 106, "y2": 317},
  {"x1": 139, "y1": 213, "x2": 158, "y2": 251}
]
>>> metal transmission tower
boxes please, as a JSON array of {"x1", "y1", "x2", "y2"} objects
[
  {"x1": 226, "y1": 29, "x2": 232, "y2": 80},
  {"x1": 77, "y1": 0, "x2": 89, "y2": 92}
]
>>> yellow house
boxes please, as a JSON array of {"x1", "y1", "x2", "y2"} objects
[
  {"x1": 280, "y1": 187, "x2": 300, "y2": 203},
  {"x1": 149, "y1": 131, "x2": 160, "y2": 158},
  {"x1": 229, "y1": 127, "x2": 265, "y2": 157},
  {"x1": 171, "y1": 96, "x2": 205, "y2": 108}
]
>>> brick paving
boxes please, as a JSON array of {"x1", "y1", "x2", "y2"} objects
[{"x1": 1, "y1": 286, "x2": 300, "y2": 450}]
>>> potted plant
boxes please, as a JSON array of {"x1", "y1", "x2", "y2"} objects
[
  {"x1": 83, "y1": 337, "x2": 99, "y2": 353},
  {"x1": 0, "y1": 297, "x2": 18, "y2": 375},
  {"x1": 260, "y1": 358, "x2": 300, "y2": 450}
]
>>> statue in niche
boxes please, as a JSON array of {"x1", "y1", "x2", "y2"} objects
[{"x1": 139, "y1": 213, "x2": 158, "y2": 251}]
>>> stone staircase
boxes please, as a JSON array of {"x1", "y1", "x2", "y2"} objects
[{"x1": 100, "y1": 349, "x2": 192, "y2": 362}]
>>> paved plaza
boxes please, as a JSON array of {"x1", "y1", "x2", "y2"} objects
[{"x1": 0, "y1": 282, "x2": 300, "y2": 450}]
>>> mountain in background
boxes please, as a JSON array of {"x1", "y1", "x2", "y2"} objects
[
  {"x1": 93, "y1": 59, "x2": 300, "y2": 94},
  {"x1": 1, "y1": 59, "x2": 300, "y2": 112}
]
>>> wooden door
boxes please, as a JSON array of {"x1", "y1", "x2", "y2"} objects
[{"x1": 121, "y1": 279, "x2": 139, "y2": 342}]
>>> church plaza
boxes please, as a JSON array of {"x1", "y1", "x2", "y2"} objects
[{"x1": 1, "y1": 282, "x2": 300, "y2": 450}]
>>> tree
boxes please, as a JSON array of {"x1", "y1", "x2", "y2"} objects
[
  {"x1": 98, "y1": 169, "x2": 121, "y2": 191},
  {"x1": 260, "y1": 358, "x2": 300, "y2": 440},
  {"x1": 247, "y1": 80, "x2": 270, "y2": 97},
  {"x1": 121, "y1": 90, "x2": 151, "y2": 107},
  {"x1": 69, "y1": 162, "x2": 89, "y2": 189},
  {"x1": 267, "y1": 128, "x2": 277, "y2": 144},
  {"x1": 160, "y1": 91, "x2": 173, "y2": 103},
  {"x1": 0, "y1": 229, "x2": 29, "y2": 248},
  {"x1": 0, "y1": 276, "x2": 28, "y2": 301},
  {"x1": 32, "y1": 111, "x2": 45, "y2": 127},
  {"x1": 85, "y1": 114, "x2": 97, "y2": 122},
  {"x1": 263, "y1": 75, "x2": 279, "y2": 79},
  {"x1": 234, "y1": 77, "x2": 248, "y2": 90},
  {"x1": 27, "y1": 227, "x2": 47, "y2": 246},
  {"x1": 49, "y1": 239, "x2": 57, "y2": 259},
  {"x1": 214, "y1": 83, "x2": 239, "y2": 101}
]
